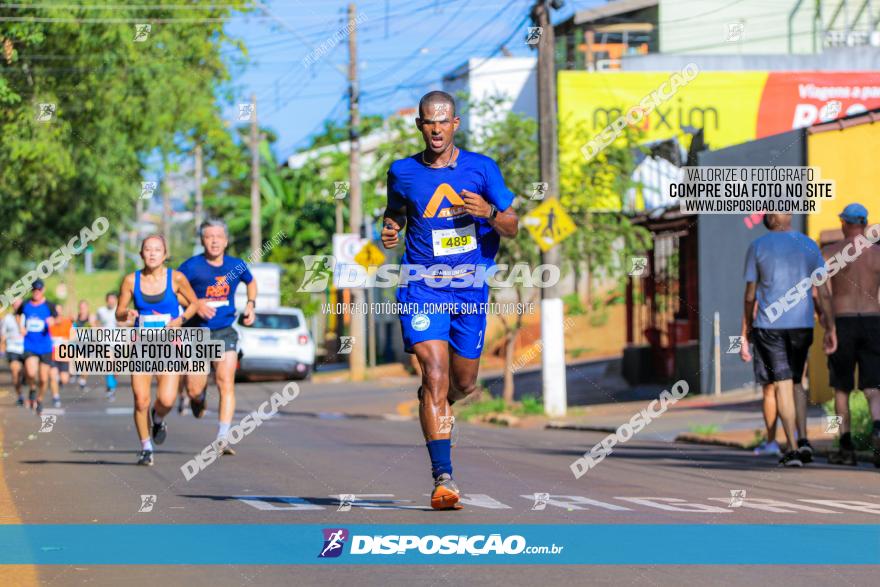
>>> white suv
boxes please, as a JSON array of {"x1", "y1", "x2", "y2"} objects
[{"x1": 234, "y1": 307, "x2": 315, "y2": 380}]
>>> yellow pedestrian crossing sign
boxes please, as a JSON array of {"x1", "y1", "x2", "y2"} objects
[
  {"x1": 523, "y1": 199, "x2": 576, "y2": 252},
  {"x1": 355, "y1": 241, "x2": 385, "y2": 270}
]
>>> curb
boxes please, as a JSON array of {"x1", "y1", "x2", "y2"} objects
[
  {"x1": 545, "y1": 422, "x2": 618, "y2": 434},
  {"x1": 674, "y1": 433, "x2": 877, "y2": 461},
  {"x1": 276, "y1": 410, "x2": 414, "y2": 422},
  {"x1": 674, "y1": 433, "x2": 756, "y2": 450}
]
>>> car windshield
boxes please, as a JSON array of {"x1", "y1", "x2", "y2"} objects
[{"x1": 240, "y1": 313, "x2": 300, "y2": 330}]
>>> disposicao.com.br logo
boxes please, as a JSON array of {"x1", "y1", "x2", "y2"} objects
[{"x1": 318, "y1": 529, "x2": 563, "y2": 558}]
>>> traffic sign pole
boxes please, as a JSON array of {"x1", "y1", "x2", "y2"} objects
[{"x1": 533, "y1": 0, "x2": 567, "y2": 418}]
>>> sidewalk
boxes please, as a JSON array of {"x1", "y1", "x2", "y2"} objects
[{"x1": 547, "y1": 385, "x2": 856, "y2": 458}]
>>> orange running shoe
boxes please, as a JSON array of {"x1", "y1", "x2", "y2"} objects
[{"x1": 431, "y1": 473, "x2": 462, "y2": 510}]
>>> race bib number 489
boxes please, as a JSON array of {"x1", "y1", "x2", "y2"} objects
[{"x1": 432, "y1": 224, "x2": 477, "y2": 257}]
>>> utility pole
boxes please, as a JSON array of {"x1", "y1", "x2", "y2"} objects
[
  {"x1": 194, "y1": 143, "x2": 204, "y2": 248},
  {"x1": 348, "y1": 2, "x2": 366, "y2": 381},
  {"x1": 249, "y1": 93, "x2": 262, "y2": 252},
  {"x1": 532, "y1": 0, "x2": 567, "y2": 417}
]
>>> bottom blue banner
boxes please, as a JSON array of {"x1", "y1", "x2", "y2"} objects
[{"x1": 0, "y1": 524, "x2": 877, "y2": 565}]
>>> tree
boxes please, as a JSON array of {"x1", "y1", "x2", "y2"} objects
[
  {"x1": 558, "y1": 118, "x2": 651, "y2": 307},
  {"x1": 0, "y1": 1, "x2": 250, "y2": 285}
]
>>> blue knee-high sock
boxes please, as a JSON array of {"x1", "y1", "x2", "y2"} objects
[{"x1": 426, "y1": 439, "x2": 452, "y2": 478}]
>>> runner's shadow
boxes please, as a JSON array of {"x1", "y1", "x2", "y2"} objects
[
  {"x1": 181, "y1": 495, "x2": 434, "y2": 511},
  {"x1": 18, "y1": 459, "x2": 140, "y2": 466},
  {"x1": 71, "y1": 449, "x2": 191, "y2": 455}
]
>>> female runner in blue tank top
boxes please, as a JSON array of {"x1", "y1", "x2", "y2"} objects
[{"x1": 116, "y1": 235, "x2": 199, "y2": 466}]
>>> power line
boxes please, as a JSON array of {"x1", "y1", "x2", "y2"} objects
[
  {"x1": 360, "y1": 1, "x2": 466, "y2": 85},
  {"x1": 362, "y1": 0, "x2": 532, "y2": 105},
  {"x1": 384, "y1": 0, "x2": 529, "y2": 94},
  {"x1": 251, "y1": 0, "x2": 348, "y2": 81}
]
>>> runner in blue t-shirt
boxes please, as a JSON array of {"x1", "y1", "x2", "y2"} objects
[
  {"x1": 381, "y1": 91, "x2": 519, "y2": 510},
  {"x1": 178, "y1": 219, "x2": 256, "y2": 455},
  {"x1": 116, "y1": 235, "x2": 199, "y2": 466},
  {"x1": 16, "y1": 279, "x2": 58, "y2": 414}
]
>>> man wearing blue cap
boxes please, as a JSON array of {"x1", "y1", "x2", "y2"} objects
[{"x1": 821, "y1": 203, "x2": 880, "y2": 467}]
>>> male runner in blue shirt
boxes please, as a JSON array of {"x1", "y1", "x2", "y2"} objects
[
  {"x1": 179, "y1": 219, "x2": 257, "y2": 453},
  {"x1": 381, "y1": 91, "x2": 519, "y2": 510},
  {"x1": 16, "y1": 280, "x2": 58, "y2": 414}
]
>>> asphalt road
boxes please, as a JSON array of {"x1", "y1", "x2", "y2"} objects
[{"x1": 0, "y1": 375, "x2": 878, "y2": 586}]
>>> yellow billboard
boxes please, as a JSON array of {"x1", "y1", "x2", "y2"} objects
[
  {"x1": 558, "y1": 70, "x2": 769, "y2": 159},
  {"x1": 558, "y1": 71, "x2": 880, "y2": 210}
]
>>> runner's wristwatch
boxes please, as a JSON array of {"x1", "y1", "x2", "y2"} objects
[
  {"x1": 489, "y1": 204, "x2": 498, "y2": 220},
  {"x1": 247, "y1": 299, "x2": 256, "y2": 308}
]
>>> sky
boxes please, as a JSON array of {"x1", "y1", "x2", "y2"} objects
[{"x1": 224, "y1": 0, "x2": 600, "y2": 162}]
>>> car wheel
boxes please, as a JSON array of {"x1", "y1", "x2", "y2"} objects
[{"x1": 291, "y1": 367, "x2": 311, "y2": 381}]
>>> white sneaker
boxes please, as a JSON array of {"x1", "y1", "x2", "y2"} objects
[{"x1": 754, "y1": 440, "x2": 782, "y2": 456}]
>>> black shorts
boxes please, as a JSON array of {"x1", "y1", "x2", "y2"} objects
[
  {"x1": 52, "y1": 359, "x2": 70, "y2": 373},
  {"x1": 22, "y1": 351, "x2": 54, "y2": 364},
  {"x1": 752, "y1": 344, "x2": 771, "y2": 386},
  {"x1": 210, "y1": 326, "x2": 239, "y2": 353},
  {"x1": 828, "y1": 315, "x2": 880, "y2": 392},
  {"x1": 6, "y1": 352, "x2": 23, "y2": 364},
  {"x1": 751, "y1": 328, "x2": 813, "y2": 384}
]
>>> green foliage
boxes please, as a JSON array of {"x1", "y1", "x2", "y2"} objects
[
  {"x1": 308, "y1": 115, "x2": 385, "y2": 149},
  {"x1": 588, "y1": 308, "x2": 609, "y2": 328},
  {"x1": 0, "y1": 1, "x2": 250, "y2": 285},
  {"x1": 558, "y1": 117, "x2": 652, "y2": 290},
  {"x1": 562, "y1": 292, "x2": 587, "y2": 316},
  {"x1": 823, "y1": 391, "x2": 874, "y2": 451},
  {"x1": 43, "y1": 269, "x2": 122, "y2": 313},
  {"x1": 519, "y1": 394, "x2": 545, "y2": 415},
  {"x1": 455, "y1": 393, "x2": 544, "y2": 422},
  {"x1": 689, "y1": 424, "x2": 721, "y2": 436},
  {"x1": 278, "y1": 260, "x2": 322, "y2": 317}
]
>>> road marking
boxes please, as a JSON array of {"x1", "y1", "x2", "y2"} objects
[
  {"x1": 798, "y1": 483, "x2": 835, "y2": 491},
  {"x1": 327, "y1": 494, "x2": 422, "y2": 510},
  {"x1": 442, "y1": 494, "x2": 510, "y2": 509},
  {"x1": 519, "y1": 495, "x2": 631, "y2": 511},
  {"x1": 105, "y1": 407, "x2": 131, "y2": 415},
  {"x1": 233, "y1": 494, "x2": 880, "y2": 515},
  {"x1": 615, "y1": 497, "x2": 731, "y2": 513},
  {"x1": 799, "y1": 500, "x2": 880, "y2": 515},
  {"x1": 707, "y1": 498, "x2": 838, "y2": 513}
]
